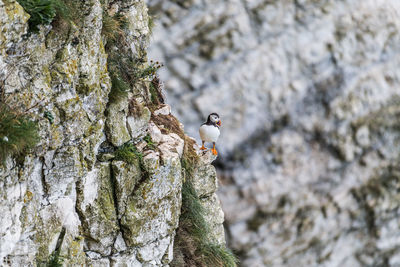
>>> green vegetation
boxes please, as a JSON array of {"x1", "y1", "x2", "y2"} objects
[
  {"x1": 17, "y1": 0, "x2": 56, "y2": 31},
  {"x1": 45, "y1": 252, "x2": 63, "y2": 267},
  {"x1": 0, "y1": 104, "x2": 39, "y2": 163},
  {"x1": 107, "y1": 54, "x2": 163, "y2": 88},
  {"x1": 144, "y1": 134, "x2": 156, "y2": 150},
  {"x1": 201, "y1": 243, "x2": 238, "y2": 267},
  {"x1": 37, "y1": 252, "x2": 63, "y2": 267},
  {"x1": 101, "y1": 9, "x2": 163, "y2": 104},
  {"x1": 114, "y1": 143, "x2": 143, "y2": 164},
  {"x1": 106, "y1": 53, "x2": 135, "y2": 103},
  {"x1": 173, "y1": 180, "x2": 238, "y2": 267},
  {"x1": 108, "y1": 69, "x2": 130, "y2": 102},
  {"x1": 137, "y1": 61, "x2": 163, "y2": 80},
  {"x1": 44, "y1": 111, "x2": 54, "y2": 124},
  {"x1": 107, "y1": 56, "x2": 163, "y2": 104},
  {"x1": 149, "y1": 74, "x2": 164, "y2": 105},
  {"x1": 180, "y1": 180, "x2": 209, "y2": 239},
  {"x1": 102, "y1": 13, "x2": 124, "y2": 43},
  {"x1": 16, "y1": 0, "x2": 71, "y2": 32},
  {"x1": 37, "y1": 227, "x2": 65, "y2": 267},
  {"x1": 102, "y1": 11, "x2": 132, "y2": 104},
  {"x1": 172, "y1": 139, "x2": 238, "y2": 267},
  {"x1": 148, "y1": 15, "x2": 155, "y2": 36}
]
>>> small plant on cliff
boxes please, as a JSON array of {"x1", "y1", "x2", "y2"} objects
[
  {"x1": 17, "y1": 0, "x2": 71, "y2": 32},
  {"x1": 37, "y1": 251, "x2": 63, "y2": 267},
  {"x1": 0, "y1": 104, "x2": 39, "y2": 163},
  {"x1": 17, "y1": 0, "x2": 56, "y2": 31},
  {"x1": 144, "y1": 134, "x2": 156, "y2": 150},
  {"x1": 108, "y1": 69, "x2": 130, "y2": 102},
  {"x1": 151, "y1": 112, "x2": 184, "y2": 139},
  {"x1": 149, "y1": 74, "x2": 165, "y2": 106},
  {"x1": 106, "y1": 53, "x2": 135, "y2": 103},
  {"x1": 107, "y1": 54, "x2": 164, "y2": 103},
  {"x1": 46, "y1": 252, "x2": 63, "y2": 267},
  {"x1": 147, "y1": 15, "x2": 156, "y2": 36},
  {"x1": 137, "y1": 60, "x2": 163, "y2": 80},
  {"x1": 37, "y1": 227, "x2": 65, "y2": 267},
  {"x1": 201, "y1": 243, "x2": 238, "y2": 267},
  {"x1": 102, "y1": 13, "x2": 125, "y2": 43},
  {"x1": 114, "y1": 143, "x2": 143, "y2": 164}
]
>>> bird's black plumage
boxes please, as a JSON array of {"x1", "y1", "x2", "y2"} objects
[{"x1": 202, "y1": 113, "x2": 220, "y2": 128}]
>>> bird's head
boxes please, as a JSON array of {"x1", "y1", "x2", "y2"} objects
[{"x1": 208, "y1": 113, "x2": 222, "y2": 126}]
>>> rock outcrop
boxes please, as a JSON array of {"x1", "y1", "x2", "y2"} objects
[
  {"x1": 147, "y1": 0, "x2": 400, "y2": 266},
  {"x1": 0, "y1": 0, "x2": 227, "y2": 266}
]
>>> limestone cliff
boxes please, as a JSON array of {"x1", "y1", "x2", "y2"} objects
[{"x1": 0, "y1": 0, "x2": 229, "y2": 266}]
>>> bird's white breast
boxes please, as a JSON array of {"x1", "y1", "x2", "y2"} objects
[{"x1": 199, "y1": 124, "x2": 220, "y2": 143}]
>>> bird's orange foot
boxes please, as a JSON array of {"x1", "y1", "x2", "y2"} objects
[
  {"x1": 211, "y1": 148, "x2": 218, "y2": 155},
  {"x1": 200, "y1": 146, "x2": 207, "y2": 150}
]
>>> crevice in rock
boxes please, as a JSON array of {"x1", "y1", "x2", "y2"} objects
[
  {"x1": 39, "y1": 156, "x2": 49, "y2": 199},
  {"x1": 54, "y1": 226, "x2": 66, "y2": 256},
  {"x1": 74, "y1": 177, "x2": 86, "y2": 239},
  {"x1": 109, "y1": 161, "x2": 124, "y2": 245}
]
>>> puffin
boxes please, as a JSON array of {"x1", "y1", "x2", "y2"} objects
[{"x1": 199, "y1": 113, "x2": 222, "y2": 155}]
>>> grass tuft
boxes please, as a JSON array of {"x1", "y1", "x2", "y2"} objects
[
  {"x1": 173, "y1": 179, "x2": 238, "y2": 267},
  {"x1": 148, "y1": 15, "x2": 155, "y2": 36},
  {"x1": 102, "y1": 13, "x2": 124, "y2": 43},
  {"x1": 201, "y1": 243, "x2": 238, "y2": 267},
  {"x1": 0, "y1": 104, "x2": 39, "y2": 163},
  {"x1": 114, "y1": 143, "x2": 143, "y2": 164},
  {"x1": 149, "y1": 75, "x2": 165, "y2": 106},
  {"x1": 151, "y1": 113, "x2": 184, "y2": 139},
  {"x1": 44, "y1": 111, "x2": 54, "y2": 124},
  {"x1": 108, "y1": 70, "x2": 130, "y2": 102},
  {"x1": 137, "y1": 61, "x2": 163, "y2": 80},
  {"x1": 128, "y1": 97, "x2": 142, "y2": 117},
  {"x1": 52, "y1": 0, "x2": 72, "y2": 21},
  {"x1": 106, "y1": 53, "x2": 151, "y2": 103},
  {"x1": 17, "y1": 0, "x2": 56, "y2": 31},
  {"x1": 180, "y1": 180, "x2": 210, "y2": 238},
  {"x1": 105, "y1": 42, "x2": 163, "y2": 104},
  {"x1": 101, "y1": 7, "x2": 164, "y2": 105},
  {"x1": 144, "y1": 134, "x2": 156, "y2": 150},
  {"x1": 171, "y1": 138, "x2": 238, "y2": 266},
  {"x1": 17, "y1": 0, "x2": 72, "y2": 32},
  {"x1": 46, "y1": 252, "x2": 63, "y2": 267},
  {"x1": 37, "y1": 227, "x2": 65, "y2": 267}
]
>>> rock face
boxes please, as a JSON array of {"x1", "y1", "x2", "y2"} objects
[
  {"x1": 0, "y1": 0, "x2": 226, "y2": 266},
  {"x1": 147, "y1": 0, "x2": 400, "y2": 266}
]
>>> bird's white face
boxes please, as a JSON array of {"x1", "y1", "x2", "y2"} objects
[
  {"x1": 209, "y1": 114, "x2": 222, "y2": 126},
  {"x1": 210, "y1": 114, "x2": 219, "y2": 123}
]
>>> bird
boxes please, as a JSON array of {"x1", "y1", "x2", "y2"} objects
[{"x1": 199, "y1": 113, "x2": 221, "y2": 155}]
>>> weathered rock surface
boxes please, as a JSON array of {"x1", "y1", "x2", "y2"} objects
[
  {"x1": 147, "y1": 0, "x2": 400, "y2": 266},
  {"x1": 193, "y1": 150, "x2": 225, "y2": 245},
  {"x1": 0, "y1": 0, "x2": 227, "y2": 266}
]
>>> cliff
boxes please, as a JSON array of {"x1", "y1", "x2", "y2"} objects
[
  {"x1": 0, "y1": 0, "x2": 233, "y2": 266},
  {"x1": 147, "y1": 0, "x2": 400, "y2": 266}
]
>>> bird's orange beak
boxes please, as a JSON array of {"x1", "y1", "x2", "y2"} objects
[{"x1": 217, "y1": 120, "x2": 222, "y2": 126}]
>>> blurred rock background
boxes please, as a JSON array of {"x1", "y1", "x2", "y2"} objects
[
  {"x1": 146, "y1": 0, "x2": 400, "y2": 266},
  {"x1": 0, "y1": 0, "x2": 231, "y2": 265}
]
